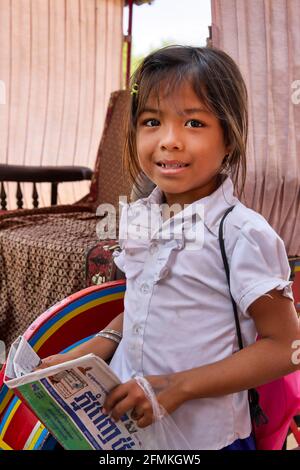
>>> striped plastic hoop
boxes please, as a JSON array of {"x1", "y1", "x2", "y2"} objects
[{"x1": 0, "y1": 280, "x2": 126, "y2": 450}]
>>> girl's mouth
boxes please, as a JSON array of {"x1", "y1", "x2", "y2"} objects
[{"x1": 156, "y1": 161, "x2": 190, "y2": 174}]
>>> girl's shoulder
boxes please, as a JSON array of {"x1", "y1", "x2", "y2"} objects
[
  {"x1": 223, "y1": 202, "x2": 285, "y2": 253},
  {"x1": 226, "y1": 201, "x2": 278, "y2": 233}
]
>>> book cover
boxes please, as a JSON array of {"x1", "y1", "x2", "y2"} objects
[{"x1": 4, "y1": 336, "x2": 143, "y2": 450}]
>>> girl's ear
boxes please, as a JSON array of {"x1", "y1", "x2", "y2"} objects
[
  {"x1": 220, "y1": 153, "x2": 231, "y2": 172},
  {"x1": 225, "y1": 144, "x2": 233, "y2": 155},
  {"x1": 223, "y1": 143, "x2": 233, "y2": 162}
]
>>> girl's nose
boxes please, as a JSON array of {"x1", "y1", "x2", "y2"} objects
[{"x1": 160, "y1": 127, "x2": 183, "y2": 151}]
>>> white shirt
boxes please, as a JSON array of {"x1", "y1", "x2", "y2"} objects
[{"x1": 109, "y1": 175, "x2": 294, "y2": 450}]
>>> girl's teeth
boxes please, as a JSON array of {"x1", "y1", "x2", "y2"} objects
[{"x1": 161, "y1": 163, "x2": 187, "y2": 168}]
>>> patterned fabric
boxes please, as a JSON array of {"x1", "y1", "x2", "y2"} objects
[
  {"x1": 0, "y1": 90, "x2": 131, "y2": 348},
  {"x1": 0, "y1": 209, "x2": 101, "y2": 346}
]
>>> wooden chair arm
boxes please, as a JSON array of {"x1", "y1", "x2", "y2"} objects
[
  {"x1": 0, "y1": 163, "x2": 93, "y2": 183},
  {"x1": 0, "y1": 164, "x2": 93, "y2": 208}
]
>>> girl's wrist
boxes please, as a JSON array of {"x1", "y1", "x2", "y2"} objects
[
  {"x1": 149, "y1": 372, "x2": 192, "y2": 409},
  {"x1": 63, "y1": 350, "x2": 81, "y2": 361},
  {"x1": 172, "y1": 371, "x2": 194, "y2": 404}
]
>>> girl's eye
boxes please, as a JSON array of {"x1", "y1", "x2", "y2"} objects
[
  {"x1": 142, "y1": 118, "x2": 160, "y2": 127},
  {"x1": 185, "y1": 119, "x2": 204, "y2": 128}
]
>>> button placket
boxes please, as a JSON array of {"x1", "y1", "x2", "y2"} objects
[
  {"x1": 159, "y1": 266, "x2": 169, "y2": 279},
  {"x1": 131, "y1": 237, "x2": 184, "y2": 371},
  {"x1": 133, "y1": 323, "x2": 142, "y2": 334},
  {"x1": 149, "y1": 241, "x2": 159, "y2": 255},
  {"x1": 131, "y1": 274, "x2": 151, "y2": 371},
  {"x1": 131, "y1": 327, "x2": 144, "y2": 375},
  {"x1": 152, "y1": 239, "x2": 183, "y2": 281}
]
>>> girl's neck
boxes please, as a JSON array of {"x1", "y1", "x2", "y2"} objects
[{"x1": 161, "y1": 173, "x2": 224, "y2": 209}]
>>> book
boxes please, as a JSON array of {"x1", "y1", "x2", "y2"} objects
[{"x1": 4, "y1": 336, "x2": 143, "y2": 450}]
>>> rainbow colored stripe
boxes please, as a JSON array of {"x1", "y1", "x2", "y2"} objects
[{"x1": 29, "y1": 284, "x2": 125, "y2": 351}]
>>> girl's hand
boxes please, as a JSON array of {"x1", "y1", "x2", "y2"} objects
[
  {"x1": 35, "y1": 353, "x2": 74, "y2": 370},
  {"x1": 103, "y1": 373, "x2": 187, "y2": 428}
]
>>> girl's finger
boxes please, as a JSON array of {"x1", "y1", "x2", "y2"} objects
[
  {"x1": 110, "y1": 395, "x2": 138, "y2": 422},
  {"x1": 35, "y1": 354, "x2": 67, "y2": 370},
  {"x1": 35, "y1": 358, "x2": 52, "y2": 370},
  {"x1": 103, "y1": 385, "x2": 128, "y2": 413},
  {"x1": 136, "y1": 413, "x2": 153, "y2": 428},
  {"x1": 104, "y1": 380, "x2": 145, "y2": 413},
  {"x1": 130, "y1": 405, "x2": 144, "y2": 421}
]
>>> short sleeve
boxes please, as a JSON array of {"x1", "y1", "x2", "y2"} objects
[
  {"x1": 112, "y1": 248, "x2": 125, "y2": 273},
  {"x1": 229, "y1": 221, "x2": 294, "y2": 315}
]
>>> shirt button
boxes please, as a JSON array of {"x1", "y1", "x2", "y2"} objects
[
  {"x1": 140, "y1": 282, "x2": 150, "y2": 294},
  {"x1": 133, "y1": 324, "x2": 142, "y2": 334}
]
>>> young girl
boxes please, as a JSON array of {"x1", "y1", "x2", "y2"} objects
[{"x1": 39, "y1": 46, "x2": 299, "y2": 450}]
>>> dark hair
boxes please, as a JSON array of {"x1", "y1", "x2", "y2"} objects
[{"x1": 124, "y1": 45, "x2": 248, "y2": 198}]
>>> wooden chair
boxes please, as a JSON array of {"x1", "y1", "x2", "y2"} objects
[
  {"x1": 0, "y1": 90, "x2": 131, "y2": 347},
  {"x1": 0, "y1": 164, "x2": 93, "y2": 211}
]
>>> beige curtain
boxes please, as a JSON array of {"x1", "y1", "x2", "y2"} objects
[
  {"x1": 211, "y1": 0, "x2": 300, "y2": 256},
  {"x1": 0, "y1": 0, "x2": 123, "y2": 208}
]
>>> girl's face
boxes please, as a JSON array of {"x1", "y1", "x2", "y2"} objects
[{"x1": 136, "y1": 81, "x2": 230, "y2": 206}]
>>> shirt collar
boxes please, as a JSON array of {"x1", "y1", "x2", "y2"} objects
[{"x1": 137, "y1": 175, "x2": 239, "y2": 237}]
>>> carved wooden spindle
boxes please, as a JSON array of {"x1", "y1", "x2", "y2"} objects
[
  {"x1": 32, "y1": 182, "x2": 39, "y2": 208},
  {"x1": 16, "y1": 182, "x2": 23, "y2": 209},
  {"x1": 0, "y1": 181, "x2": 7, "y2": 210},
  {"x1": 51, "y1": 182, "x2": 58, "y2": 206}
]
